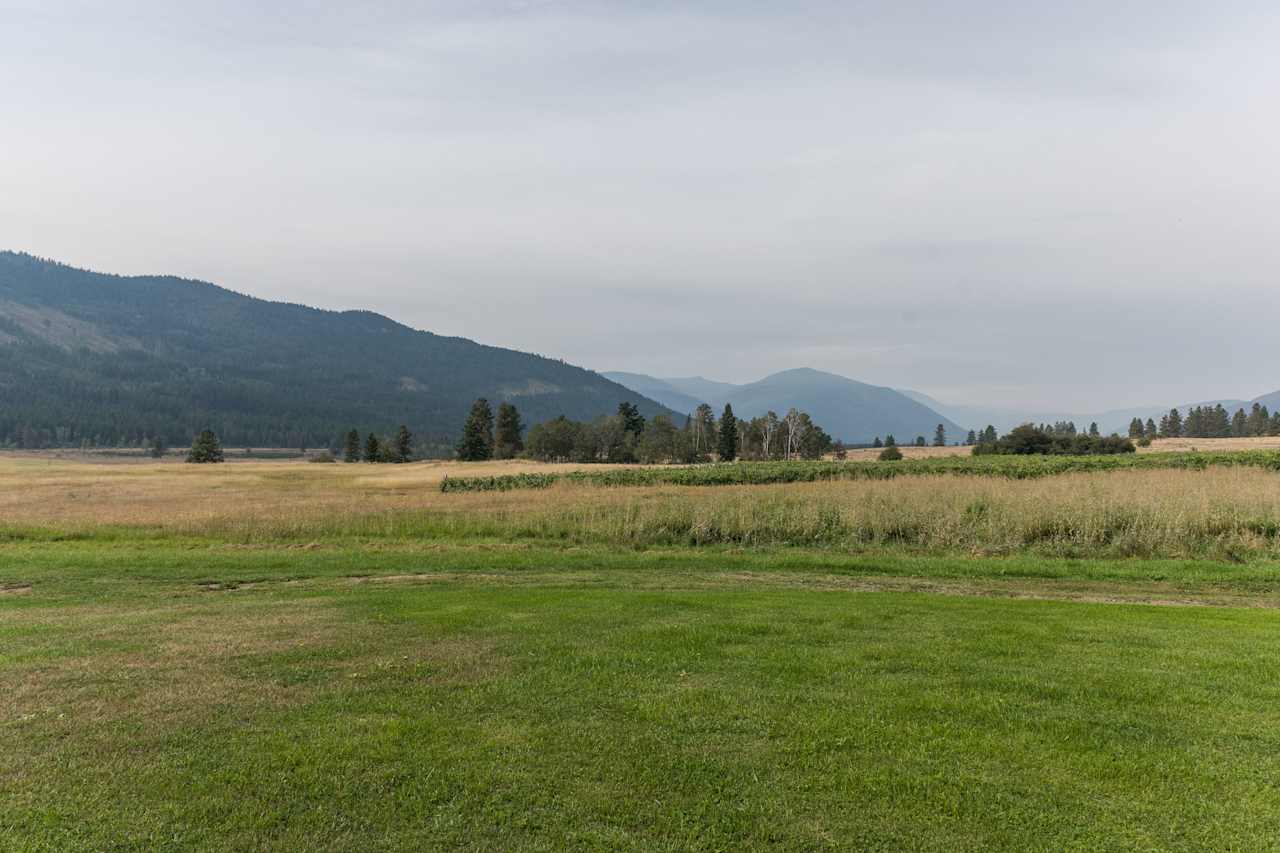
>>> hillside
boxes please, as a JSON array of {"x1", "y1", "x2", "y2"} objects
[
  {"x1": 0, "y1": 252, "x2": 672, "y2": 451},
  {"x1": 606, "y1": 368, "x2": 965, "y2": 443}
]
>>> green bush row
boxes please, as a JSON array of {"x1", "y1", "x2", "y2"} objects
[{"x1": 439, "y1": 451, "x2": 1280, "y2": 493}]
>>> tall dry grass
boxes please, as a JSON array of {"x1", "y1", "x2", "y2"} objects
[{"x1": 5, "y1": 457, "x2": 1280, "y2": 559}]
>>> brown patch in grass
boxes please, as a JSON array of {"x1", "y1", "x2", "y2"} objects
[
  {"x1": 1, "y1": 595, "x2": 511, "y2": 735},
  {"x1": 0, "y1": 583, "x2": 32, "y2": 595},
  {"x1": 340, "y1": 567, "x2": 1280, "y2": 609}
]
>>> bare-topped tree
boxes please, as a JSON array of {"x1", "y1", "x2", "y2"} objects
[
  {"x1": 783, "y1": 408, "x2": 806, "y2": 460},
  {"x1": 760, "y1": 411, "x2": 779, "y2": 459}
]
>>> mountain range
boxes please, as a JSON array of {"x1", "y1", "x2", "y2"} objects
[
  {"x1": 0, "y1": 252, "x2": 672, "y2": 450},
  {"x1": 3, "y1": 251, "x2": 1274, "y2": 452},
  {"x1": 603, "y1": 369, "x2": 965, "y2": 444}
]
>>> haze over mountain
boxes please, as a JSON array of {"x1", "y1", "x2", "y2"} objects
[
  {"x1": 0, "y1": 253, "x2": 672, "y2": 450},
  {"x1": 605, "y1": 369, "x2": 964, "y2": 444}
]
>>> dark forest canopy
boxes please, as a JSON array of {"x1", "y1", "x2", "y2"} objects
[{"x1": 0, "y1": 252, "x2": 673, "y2": 452}]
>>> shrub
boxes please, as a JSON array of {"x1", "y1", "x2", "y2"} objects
[{"x1": 878, "y1": 445, "x2": 904, "y2": 461}]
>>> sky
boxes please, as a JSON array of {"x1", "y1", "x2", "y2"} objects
[{"x1": 3, "y1": 0, "x2": 1279, "y2": 410}]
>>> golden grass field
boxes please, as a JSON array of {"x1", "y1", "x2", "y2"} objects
[{"x1": 5, "y1": 443, "x2": 1280, "y2": 558}]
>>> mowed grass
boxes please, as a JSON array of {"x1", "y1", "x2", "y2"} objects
[
  {"x1": 5, "y1": 561, "x2": 1280, "y2": 850},
  {"x1": 6, "y1": 456, "x2": 1280, "y2": 849}
]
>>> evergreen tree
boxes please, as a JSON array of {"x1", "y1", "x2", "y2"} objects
[
  {"x1": 965, "y1": 430, "x2": 976, "y2": 446},
  {"x1": 717, "y1": 404, "x2": 738, "y2": 461},
  {"x1": 981, "y1": 425, "x2": 998, "y2": 444},
  {"x1": 1160, "y1": 409, "x2": 1183, "y2": 438},
  {"x1": 914, "y1": 436, "x2": 926, "y2": 447},
  {"x1": 1184, "y1": 407, "x2": 1204, "y2": 438},
  {"x1": 1145, "y1": 418, "x2": 1157, "y2": 438},
  {"x1": 617, "y1": 402, "x2": 646, "y2": 437},
  {"x1": 872, "y1": 436, "x2": 883, "y2": 448},
  {"x1": 1089, "y1": 422, "x2": 1100, "y2": 437},
  {"x1": 1232, "y1": 407, "x2": 1248, "y2": 437},
  {"x1": 186, "y1": 430, "x2": 224, "y2": 464},
  {"x1": 391, "y1": 425, "x2": 413, "y2": 463},
  {"x1": 932, "y1": 424, "x2": 946, "y2": 446},
  {"x1": 1128, "y1": 418, "x2": 1144, "y2": 439},
  {"x1": 494, "y1": 403, "x2": 525, "y2": 459},
  {"x1": 363, "y1": 433, "x2": 381, "y2": 463},
  {"x1": 149, "y1": 436, "x2": 166, "y2": 459},
  {"x1": 1247, "y1": 403, "x2": 1270, "y2": 437},
  {"x1": 343, "y1": 429, "x2": 360, "y2": 463},
  {"x1": 456, "y1": 398, "x2": 495, "y2": 461},
  {"x1": 884, "y1": 434, "x2": 896, "y2": 447}
]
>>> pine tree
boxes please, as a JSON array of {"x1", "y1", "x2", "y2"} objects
[
  {"x1": 914, "y1": 436, "x2": 926, "y2": 447},
  {"x1": 456, "y1": 398, "x2": 495, "y2": 461},
  {"x1": 872, "y1": 436, "x2": 883, "y2": 448},
  {"x1": 884, "y1": 434, "x2": 896, "y2": 447},
  {"x1": 343, "y1": 429, "x2": 360, "y2": 463},
  {"x1": 1232, "y1": 408, "x2": 1248, "y2": 437},
  {"x1": 1160, "y1": 409, "x2": 1183, "y2": 438},
  {"x1": 186, "y1": 430, "x2": 224, "y2": 464},
  {"x1": 717, "y1": 404, "x2": 738, "y2": 461},
  {"x1": 981, "y1": 425, "x2": 998, "y2": 444},
  {"x1": 1128, "y1": 418, "x2": 1144, "y2": 438},
  {"x1": 965, "y1": 430, "x2": 976, "y2": 445},
  {"x1": 392, "y1": 425, "x2": 413, "y2": 463},
  {"x1": 494, "y1": 403, "x2": 525, "y2": 459},
  {"x1": 149, "y1": 436, "x2": 166, "y2": 459},
  {"x1": 1145, "y1": 418, "x2": 1157, "y2": 438},
  {"x1": 617, "y1": 402, "x2": 646, "y2": 437},
  {"x1": 932, "y1": 424, "x2": 946, "y2": 446},
  {"x1": 1089, "y1": 422, "x2": 1100, "y2": 437},
  {"x1": 1247, "y1": 403, "x2": 1269, "y2": 437},
  {"x1": 363, "y1": 433, "x2": 381, "y2": 463}
]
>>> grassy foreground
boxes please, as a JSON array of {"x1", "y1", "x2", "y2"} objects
[
  {"x1": 5, "y1": 541, "x2": 1280, "y2": 850},
  {"x1": 6, "y1": 456, "x2": 1280, "y2": 849}
]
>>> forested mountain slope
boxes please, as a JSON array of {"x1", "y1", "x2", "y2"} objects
[{"x1": 0, "y1": 252, "x2": 671, "y2": 450}]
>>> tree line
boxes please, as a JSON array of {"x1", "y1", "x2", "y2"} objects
[
  {"x1": 1129, "y1": 403, "x2": 1280, "y2": 440},
  {"x1": 972, "y1": 423, "x2": 1135, "y2": 456},
  {"x1": 454, "y1": 399, "x2": 833, "y2": 464}
]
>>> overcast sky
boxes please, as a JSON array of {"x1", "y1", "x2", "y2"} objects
[{"x1": 4, "y1": 1, "x2": 1279, "y2": 410}]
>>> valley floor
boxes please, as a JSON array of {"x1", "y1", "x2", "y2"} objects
[{"x1": 4, "y1": 457, "x2": 1280, "y2": 849}]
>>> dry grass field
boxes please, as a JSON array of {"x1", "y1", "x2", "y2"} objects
[{"x1": 4, "y1": 453, "x2": 1280, "y2": 559}]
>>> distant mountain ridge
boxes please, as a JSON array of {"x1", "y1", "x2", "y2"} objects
[
  {"x1": 604, "y1": 368, "x2": 965, "y2": 443},
  {"x1": 0, "y1": 252, "x2": 674, "y2": 449}
]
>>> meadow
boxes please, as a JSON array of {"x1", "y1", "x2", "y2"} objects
[{"x1": 5, "y1": 448, "x2": 1280, "y2": 849}]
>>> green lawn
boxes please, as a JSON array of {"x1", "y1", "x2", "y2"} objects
[{"x1": 4, "y1": 543, "x2": 1280, "y2": 850}]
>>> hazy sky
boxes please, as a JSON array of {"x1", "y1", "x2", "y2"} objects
[{"x1": 4, "y1": 1, "x2": 1279, "y2": 410}]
